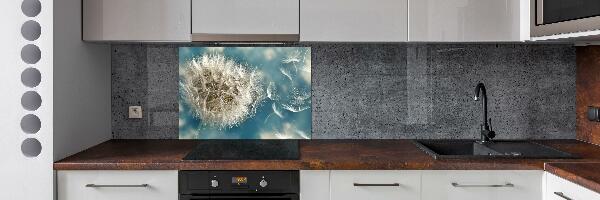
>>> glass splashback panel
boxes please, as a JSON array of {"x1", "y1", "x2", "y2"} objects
[{"x1": 179, "y1": 47, "x2": 311, "y2": 139}]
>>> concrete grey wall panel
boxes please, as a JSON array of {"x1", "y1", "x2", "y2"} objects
[{"x1": 111, "y1": 44, "x2": 576, "y2": 140}]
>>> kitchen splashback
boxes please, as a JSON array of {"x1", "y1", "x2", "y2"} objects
[
  {"x1": 112, "y1": 44, "x2": 576, "y2": 139},
  {"x1": 178, "y1": 47, "x2": 312, "y2": 139}
]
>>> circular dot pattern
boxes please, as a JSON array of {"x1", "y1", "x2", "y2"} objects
[
  {"x1": 21, "y1": 91, "x2": 42, "y2": 111},
  {"x1": 21, "y1": 0, "x2": 41, "y2": 17},
  {"x1": 21, "y1": 138, "x2": 42, "y2": 157},
  {"x1": 21, "y1": 114, "x2": 41, "y2": 134},
  {"x1": 21, "y1": 20, "x2": 41, "y2": 41},
  {"x1": 21, "y1": 68, "x2": 41, "y2": 88},
  {"x1": 21, "y1": 0, "x2": 43, "y2": 158},
  {"x1": 21, "y1": 44, "x2": 41, "y2": 64}
]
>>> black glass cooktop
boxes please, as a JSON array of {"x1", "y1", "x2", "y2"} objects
[{"x1": 183, "y1": 140, "x2": 300, "y2": 160}]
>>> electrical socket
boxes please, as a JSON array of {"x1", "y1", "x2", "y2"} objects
[{"x1": 129, "y1": 106, "x2": 143, "y2": 119}]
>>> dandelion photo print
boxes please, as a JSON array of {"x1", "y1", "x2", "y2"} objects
[{"x1": 178, "y1": 47, "x2": 311, "y2": 139}]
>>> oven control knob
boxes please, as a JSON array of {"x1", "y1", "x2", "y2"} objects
[
  {"x1": 210, "y1": 180, "x2": 219, "y2": 188},
  {"x1": 259, "y1": 179, "x2": 268, "y2": 188}
]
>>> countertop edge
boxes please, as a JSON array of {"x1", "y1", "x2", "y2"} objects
[{"x1": 545, "y1": 162, "x2": 600, "y2": 194}]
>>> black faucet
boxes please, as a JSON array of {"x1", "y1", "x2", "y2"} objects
[{"x1": 474, "y1": 83, "x2": 495, "y2": 143}]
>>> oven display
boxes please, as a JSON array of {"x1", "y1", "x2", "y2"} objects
[{"x1": 232, "y1": 176, "x2": 248, "y2": 186}]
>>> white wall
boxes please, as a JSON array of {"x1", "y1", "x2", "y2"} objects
[
  {"x1": 0, "y1": 0, "x2": 54, "y2": 199},
  {"x1": 0, "y1": 0, "x2": 109, "y2": 198},
  {"x1": 53, "y1": 0, "x2": 112, "y2": 161}
]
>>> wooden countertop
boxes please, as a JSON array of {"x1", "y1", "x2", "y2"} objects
[
  {"x1": 54, "y1": 139, "x2": 600, "y2": 194},
  {"x1": 54, "y1": 139, "x2": 600, "y2": 170},
  {"x1": 545, "y1": 162, "x2": 600, "y2": 194}
]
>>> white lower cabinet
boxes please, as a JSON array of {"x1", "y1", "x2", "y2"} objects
[
  {"x1": 301, "y1": 170, "x2": 331, "y2": 200},
  {"x1": 57, "y1": 170, "x2": 178, "y2": 200},
  {"x1": 421, "y1": 170, "x2": 543, "y2": 200},
  {"x1": 57, "y1": 170, "x2": 600, "y2": 200},
  {"x1": 330, "y1": 170, "x2": 421, "y2": 200},
  {"x1": 545, "y1": 172, "x2": 600, "y2": 200}
]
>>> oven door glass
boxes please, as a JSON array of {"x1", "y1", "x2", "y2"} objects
[{"x1": 539, "y1": 0, "x2": 600, "y2": 25}]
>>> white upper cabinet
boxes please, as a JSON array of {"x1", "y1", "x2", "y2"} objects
[
  {"x1": 81, "y1": 0, "x2": 532, "y2": 42},
  {"x1": 191, "y1": 0, "x2": 300, "y2": 42},
  {"x1": 82, "y1": 0, "x2": 191, "y2": 42},
  {"x1": 300, "y1": 0, "x2": 408, "y2": 42},
  {"x1": 409, "y1": 0, "x2": 530, "y2": 42}
]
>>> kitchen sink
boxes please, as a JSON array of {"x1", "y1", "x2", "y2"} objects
[{"x1": 413, "y1": 140, "x2": 577, "y2": 159}]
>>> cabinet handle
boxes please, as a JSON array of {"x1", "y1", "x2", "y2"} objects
[
  {"x1": 353, "y1": 183, "x2": 400, "y2": 187},
  {"x1": 451, "y1": 182, "x2": 514, "y2": 188},
  {"x1": 85, "y1": 184, "x2": 149, "y2": 188},
  {"x1": 553, "y1": 192, "x2": 573, "y2": 200}
]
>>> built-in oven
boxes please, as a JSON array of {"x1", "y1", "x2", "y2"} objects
[
  {"x1": 179, "y1": 171, "x2": 299, "y2": 200},
  {"x1": 532, "y1": 0, "x2": 600, "y2": 37}
]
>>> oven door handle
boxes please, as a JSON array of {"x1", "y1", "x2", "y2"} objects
[
  {"x1": 211, "y1": 196, "x2": 297, "y2": 199},
  {"x1": 181, "y1": 194, "x2": 298, "y2": 200},
  {"x1": 180, "y1": 196, "x2": 209, "y2": 200}
]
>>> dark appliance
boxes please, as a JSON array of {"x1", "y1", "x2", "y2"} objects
[
  {"x1": 179, "y1": 171, "x2": 299, "y2": 200},
  {"x1": 183, "y1": 140, "x2": 299, "y2": 160},
  {"x1": 532, "y1": 0, "x2": 600, "y2": 37}
]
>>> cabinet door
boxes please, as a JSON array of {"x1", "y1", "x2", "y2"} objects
[
  {"x1": 57, "y1": 170, "x2": 178, "y2": 200},
  {"x1": 300, "y1": 0, "x2": 408, "y2": 42},
  {"x1": 330, "y1": 170, "x2": 420, "y2": 200},
  {"x1": 191, "y1": 0, "x2": 299, "y2": 41},
  {"x1": 421, "y1": 170, "x2": 543, "y2": 200},
  {"x1": 409, "y1": 0, "x2": 529, "y2": 42},
  {"x1": 300, "y1": 171, "x2": 330, "y2": 200},
  {"x1": 545, "y1": 172, "x2": 600, "y2": 200},
  {"x1": 82, "y1": 0, "x2": 191, "y2": 41}
]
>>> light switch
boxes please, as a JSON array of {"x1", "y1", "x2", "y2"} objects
[{"x1": 129, "y1": 106, "x2": 143, "y2": 119}]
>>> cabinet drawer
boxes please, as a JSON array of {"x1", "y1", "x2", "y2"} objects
[
  {"x1": 422, "y1": 170, "x2": 543, "y2": 200},
  {"x1": 545, "y1": 172, "x2": 600, "y2": 200},
  {"x1": 330, "y1": 170, "x2": 420, "y2": 200},
  {"x1": 57, "y1": 170, "x2": 178, "y2": 200}
]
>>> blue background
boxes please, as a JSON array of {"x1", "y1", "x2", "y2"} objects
[{"x1": 179, "y1": 47, "x2": 312, "y2": 139}]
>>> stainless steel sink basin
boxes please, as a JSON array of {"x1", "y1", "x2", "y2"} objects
[{"x1": 413, "y1": 140, "x2": 577, "y2": 159}]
